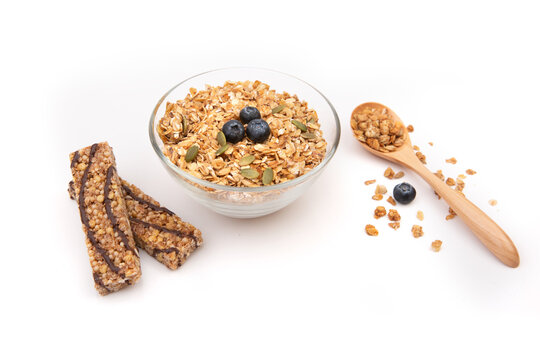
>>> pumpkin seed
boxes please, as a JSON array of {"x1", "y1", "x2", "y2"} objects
[
  {"x1": 239, "y1": 154, "x2": 255, "y2": 166},
  {"x1": 300, "y1": 132, "x2": 317, "y2": 139},
  {"x1": 291, "y1": 120, "x2": 307, "y2": 132},
  {"x1": 217, "y1": 131, "x2": 226, "y2": 146},
  {"x1": 215, "y1": 144, "x2": 230, "y2": 156},
  {"x1": 271, "y1": 104, "x2": 286, "y2": 114},
  {"x1": 240, "y1": 168, "x2": 259, "y2": 179},
  {"x1": 181, "y1": 114, "x2": 188, "y2": 136},
  {"x1": 185, "y1": 145, "x2": 198, "y2": 162},
  {"x1": 262, "y1": 168, "x2": 274, "y2": 185}
]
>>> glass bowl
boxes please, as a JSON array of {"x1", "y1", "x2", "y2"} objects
[{"x1": 149, "y1": 67, "x2": 340, "y2": 218}]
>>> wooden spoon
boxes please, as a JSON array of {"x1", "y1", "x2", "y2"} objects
[{"x1": 351, "y1": 102, "x2": 519, "y2": 268}]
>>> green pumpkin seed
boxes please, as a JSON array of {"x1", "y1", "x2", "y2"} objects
[
  {"x1": 262, "y1": 168, "x2": 274, "y2": 185},
  {"x1": 181, "y1": 114, "x2": 188, "y2": 136},
  {"x1": 215, "y1": 144, "x2": 230, "y2": 156},
  {"x1": 271, "y1": 104, "x2": 286, "y2": 114},
  {"x1": 300, "y1": 132, "x2": 317, "y2": 139},
  {"x1": 241, "y1": 168, "x2": 259, "y2": 179},
  {"x1": 185, "y1": 145, "x2": 199, "y2": 162},
  {"x1": 217, "y1": 131, "x2": 226, "y2": 146},
  {"x1": 291, "y1": 120, "x2": 307, "y2": 132},
  {"x1": 239, "y1": 154, "x2": 255, "y2": 166}
]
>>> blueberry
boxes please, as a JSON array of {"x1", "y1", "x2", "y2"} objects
[
  {"x1": 239, "y1": 106, "x2": 261, "y2": 124},
  {"x1": 393, "y1": 182, "x2": 416, "y2": 204},
  {"x1": 222, "y1": 120, "x2": 245, "y2": 143},
  {"x1": 246, "y1": 119, "x2": 271, "y2": 143}
]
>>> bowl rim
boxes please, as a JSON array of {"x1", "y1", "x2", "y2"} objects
[{"x1": 149, "y1": 66, "x2": 341, "y2": 193}]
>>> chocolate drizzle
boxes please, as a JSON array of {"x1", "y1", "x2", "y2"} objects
[
  {"x1": 78, "y1": 143, "x2": 122, "y2": 275},
  {"x1": 93, "y1": 272, "x2": 111, "y2": 294},
  {"x1": 122, "y1": 184, "x2": 175, "y2": 216},
  {"x1": 129, "y1": 217, "x2": 197, "y2": 242},
  {"x1": 70, "y1": 151, "x2": 80, "y2": 169},
  {"x1": 104, "y1": 166, "x2": 139, "y2": 257}
]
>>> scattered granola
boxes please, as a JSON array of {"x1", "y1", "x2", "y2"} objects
[
  {"x1": 446, "y1": 157, "x2": 457, "y2": 164},
  {"x1": 445, "y1": 207, "x2": 457, "y2": 220},
  {"x1": 365, "y1": 224, "x2": 379, "y2": 236},
  {"x1": 415, "y1": 151, "x2": 427, "y2": 164},
  {"x1": 489, "y1": 199, "x2": 498, "y2": 206},
  {"x1": 350, "y1": 106, "x2": 405, "y2": 152},
  {"x1": 428, "y1": 142, "x2": 433, "y2": 146},
  {"x1": 457, "y1": 174, "x2": 466, "y2": 179},
  {"x1": 384, "y1": 167, "x2": 395, "y2": 179},
  {"x1": 393, "y1": 171, "x2": 404, "y2": 179},
  {"x1": 372, "y1": 194, "x2": 383, "y2": 201},
  {"x1": 412, "y1": 145, "x2": 420, "y2": 151},
  {"x1": 364, "y1": 179, "x2": 376, "y2": 185},
  {"x1": 388, "y1": 209, "x2": 401, "y2": 221},
  {"x1": 433, "y1": 170, "x2": 445, "y2": 181},
  {"x1": 417, "y1": 210, "x2": 424, "y2": 221},
  {"x1": 446, "y1": 177, "x2": 456, "y2": 186},
  {"x1": 466, "y1": 169, "x2": 477, "y2": 175},
  {"x1": 375, "y1": 184, "x2": 387, "y2": 195},
  {"x1": 412, "y1": 225, "x2": 424, "y2": 238},
  {"x1": 374, "y1": 206, "x2": 387, "y2": 219},
  {"x1": 388, "y1": 222, "x2": 400, "y2": 230},
  {"x1": 431, "y1": 240, "x2": 442, "y2": 252},
  {"x1": 158, "y1": 80, "x2": 327, "y2": 187},
  {"x1": 456, "y1": 178, "x2": 465, "y2": 192},
  {"x1": 407, "y1": 125, "x2": 414, "y2": 133},
  {"x1": 386, "y1": 196, "x2": 397, "y2": 206}
]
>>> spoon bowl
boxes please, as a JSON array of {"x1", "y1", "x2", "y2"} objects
[{"x1": 351, "y1": 102, "x2": 520, "y2": 268}]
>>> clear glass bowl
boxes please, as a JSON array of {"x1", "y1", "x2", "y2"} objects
[{"x1": 149, "y1": 67, "x2": 340, "y2": 218}]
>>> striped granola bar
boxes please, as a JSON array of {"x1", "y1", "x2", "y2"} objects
[
  {"x1": 69, "y1": 179, "x2": 203, "y2": 270},
  {"x1": 69, "y1": 142, "x2": 141, "y2": 295}
]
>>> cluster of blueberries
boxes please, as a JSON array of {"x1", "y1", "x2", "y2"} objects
[{"x1": 222, "y1": 106, "x2": 271, "y2": 144}]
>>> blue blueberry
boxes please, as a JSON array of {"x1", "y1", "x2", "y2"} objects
[
  {"x1": 222, "y1": 120, "x2": 245, "y2": 143},
  {"x1": 239, "y1": 106, "x2": 261, "y2": 124},
  {"x1": 246, "y1": 119, "x2": 270, "y2": 143},
  {"x1": 393, "y1": 182, "x2": 416, "y2": 204}
]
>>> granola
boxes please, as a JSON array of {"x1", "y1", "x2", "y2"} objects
[
  {"x1": 350, "y1": 106, "x2": 406, "y2": 152},
  {"x1": 375, "y1": 184, "x2": 387, "y2": 195},
  {"x1": 489, "y1": 199, "x2": 498, "y2": 206},
  {"x1": 466, "y1": 169, "x2": 477, "y2": 175},
  {"x1": 411, "y1": 225, "x2": 424, "y2": 238},
  {"x1": 388, "y1": 222, "x2": 400, "y2": 230},
  {"x1": 386, "y1": 196, "x2": 397, "y2": 206},
  {"x1": 416, "y1": 210, "x2": 424, "y2": 221},
  {"x1": 388, "y1": 209, "x2": 401, "y2": 221},
  {"x1": 364, "y1": 179, "x2": 376, "y2": 185},
  {"x1": 446, "y1": 157, "x2": 457, "y2": 164},
  {"x1": 393, "y1": 171, "x2": 404, "y2": 179},
  {"x1": 365, "y1": 224, "x2": 379, "y2": 236},
  {"x1": 158, "y1": 81, "x2": 327, "y2": 187},
  {"x1": 384, "y1": 167, "x2": 395, "y2": 179},
  {"x1": 431, "y1": 240, "x2": 442, "y2": 252},
  {"x1": 374, "y1": 206, "x2": 387, "y2": 219}
]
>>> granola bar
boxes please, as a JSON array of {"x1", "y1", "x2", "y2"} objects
[
  {"x1": 69, "y1": 142, "x2": 141, "y2": 295},
  {"x1": 121, "y1": 179, "x2": 203, "y2": 270},
  {"x1": 69, "y1": 179, "x2": 203, "y2": 270}
]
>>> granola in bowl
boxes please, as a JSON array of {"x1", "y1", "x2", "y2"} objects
[{"x1": 157, "y1": 80, "x2": 327, "y2": 187}]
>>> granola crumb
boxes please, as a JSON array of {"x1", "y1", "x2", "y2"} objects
[
  {"x1": 407, "y1": 124, "x2": 414, "y2": 133},
  {"x1": 456, "y1": 179, "x2": 465, "y2": 192},
  {"x1": 365, "y1": 224, "x2": 379, "y2": 236},
  {"x1": 372, "y1": 194, "x2": 383, "y2": 201},
  {"x1": 374, "y1": 206, "x2": 387, "y2": 219},
  {"x1": 446, "y1": 177, "x2": 456, "y2": 186},
  {"x1": 364, "y1": 179, "x2": 376, "y2": 185},
  {"x1": 416, "y1": 210, "x2": 424, "y2": 221},
  {"x1": 375, "y1": 184, "x2": 387, "y2": 195},
  {"x1": 433, "y1": 170, "x2": 444, "y2": 181},
  {"x1": 434, "y1": 191, "x2": 441, "y2": 200},
  {"x1": 466, "y1": 169, "x2": 477, "y2": 175},
  {"x1": 431, "y1": 240, "x2": 443, "y2": 252},
  {"x1": 388, "y1": 222, "x2": 400, "y2": 230},
  {"x1": 457, "y1": 174, "x2": 466, "y2": 179},
  {"x1": 413, "y1": 145, "x2": 420, "y2": 151},
  {"x1": 446, "y1": 157, "x2": 457, "y2": 164},
  {"x1": 489, "y1": 199, "x2": 498, "y2": 206},
  {"x1": 384, "y1": 167, "x2": 395, "y2": 179},
  {"x1": 412, "y1": 225, "x2": 424, "y2": 238},
  {"x1": 388, "y1": 209, "x2": 401, "y2": 221},
  {"x1": 428, "y1": 142, "x2": 433, "y2": 146},
  {"x1": 393, "y1": 171, "x2": 404, "y2": 179},
  {"x1": 445, "y1": 208, "x2": 457, "y2": 221},
  {"x1": 387, "y1": 196, "x2": 397, "y2": 206},
  {"x1": 445, "y1": 214, "x2": 456, "y2": 220},
  {"x1": 415, "y1": 151, "x2": 427, "y2": 164}
]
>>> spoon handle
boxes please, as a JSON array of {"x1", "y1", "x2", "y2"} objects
[{"x1": 401, "y1": 152, "x2": 520, "y2": 267}]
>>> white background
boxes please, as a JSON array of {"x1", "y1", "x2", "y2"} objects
[{"x1": 2, "y1": 1, "x2": 539, "y2": 359}]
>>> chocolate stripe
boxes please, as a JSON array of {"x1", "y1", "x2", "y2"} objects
[
  {"x1": 93, "y1": 272, "x2": 111, "y2": 294},
  {"x1": 122, "y1": 184, "x2": 175, "y2": 216},
  {"x1": 70, "y1": 151, "x2": 80, "y2": 169},
  {"x1": 129, "y1": 217, "x2": 197, "y2": 241},
  {"x1": 78, "y1": 143, "x2": 121, "y2": 274},
  {"x1": 104, "y1": 167, "x2": 139, "y2": 257}
]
